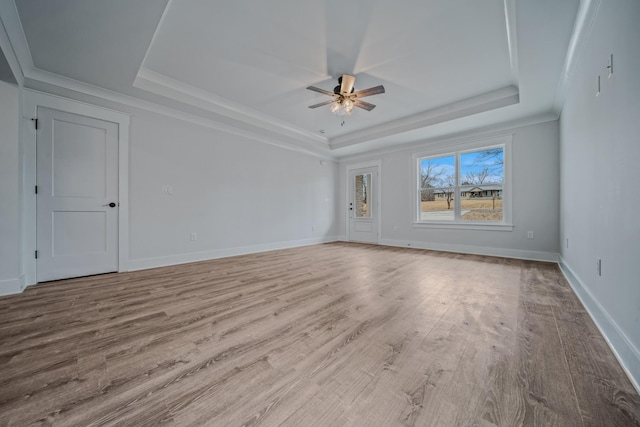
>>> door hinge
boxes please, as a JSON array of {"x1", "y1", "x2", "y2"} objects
[
  {"x1": 35, "y1": 185, "x2": 38, "y2": 194},
  {"x1": 31, "y1": 118, "x2": 38, "y2": 130},
  {"x1": 35, "y1": 250, "x2": 38, "y2": 259}
]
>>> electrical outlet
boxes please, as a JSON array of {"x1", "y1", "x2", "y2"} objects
[
  {"x1": 190, "y1": 233, "x2": 197, "y2": 241},
  {"x1": 527, "y1": 231, "x2": 535, "y2": 240}
]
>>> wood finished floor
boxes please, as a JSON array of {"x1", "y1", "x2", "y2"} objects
[{"x1": 0, "y1": 243, "x2": 638, "y2": 427}]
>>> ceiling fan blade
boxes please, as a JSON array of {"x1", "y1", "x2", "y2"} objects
[
  {"x1": 308, "y1": 99, "x2": 337, "y2": 109},
  {"x1": 352, "y1": 85, "x2": 385, "y2": 98},
  {"x1": 353, "y1": 99, "x2": 376, "y2": 111},
  {"x1": 340, "y1": 74, "x2": 356, "y2": 94},
  {"x1": 307, "y1": 86, "x2": 336, "y2": 97}
]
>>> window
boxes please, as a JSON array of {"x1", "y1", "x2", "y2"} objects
[
  {"x1": 415, "y1": 141, "x2": 510, "y2": 228},
  {"x1": 354, "y1": 173, "x2": 372, "y2": 218}
]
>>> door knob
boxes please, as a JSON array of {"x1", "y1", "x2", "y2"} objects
[{"x1": 103, "y1": 202, "x2": 117, "y2": 208}]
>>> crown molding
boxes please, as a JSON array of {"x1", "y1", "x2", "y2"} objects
[
  {"x1": 2, "y1": 0, "x2": 567, "y2": 161},
  {"x1": 0, "y1": 0, "x2": 333, "y2": 159},
  {"x1": 328, "y1": 0, "x2": 521, "y2": 151},
  {"x1": 134, "y1": 67, "x2": 328, "y2": 147},
  {"x1": 130, "y1": 0, "x2": 522, "y2": 153},
  {"x1": 335, "y1": 111, "x2": 557, "y2": 163},
  {"x1": 329, "y1": 86, "x2": 520, "y2": 150},
  {"x1": 0, "y1": 17, "x2": 19, "y2": 85},
  {"x1": 504, "y1": 0, "x2": 519, "y2": 84},
  {"x1": 0, "y1": 0, "x2": 30, "y2": 85},
  {"x1": 552, "y1": 0, "x2": 601, "y2": 115},
  {"x1": 133, "y1": 1, "x2": 329, "y2": 149},
  {"x1": 0, "y1": 11, "x2": 21, "y2": 85},
  {"x1": 25, "y1": 68, "x2": 334, "y2": 160},
  {"x1": 135, "y1": 0, "x2": 173, "y2": 80}
]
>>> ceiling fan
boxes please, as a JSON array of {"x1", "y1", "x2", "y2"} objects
[{"x1": 307, "y1": 74, "x2": 385, "y2": 116}]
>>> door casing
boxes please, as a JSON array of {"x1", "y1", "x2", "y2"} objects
[
  {"x1": 345, "y1": 160, "x2": 382, "y2": 244},
  {"x1": 22, "y1": 90, "x2": 130, "y2": 287},
  {"x1": 36, "y1": 107, "x2": 120, "y2": 282}
]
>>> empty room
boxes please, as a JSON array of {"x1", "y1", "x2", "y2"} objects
[{"x1": 0, "y1": 0, "x2": 639, "y2": 425}]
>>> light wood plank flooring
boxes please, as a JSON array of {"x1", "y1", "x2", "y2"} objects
[{"x1": 0, "y1": 243, "x2": 638, "y2": 426}]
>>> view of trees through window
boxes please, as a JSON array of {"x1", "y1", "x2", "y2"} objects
[
  {"x1": 419, "y1": 147, "x2": 504, "y2": 222},
  {"x1": 355, "y1": 173, "x2": 371, "y2": 218}
]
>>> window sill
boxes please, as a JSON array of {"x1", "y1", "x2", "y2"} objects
[{"x1": 412, "y1": 222, "x2": 514, "y2": 231}]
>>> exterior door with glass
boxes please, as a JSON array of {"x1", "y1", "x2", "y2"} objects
[{"x1": 348, "y1": 167, "x2": 378, "y2": 243}]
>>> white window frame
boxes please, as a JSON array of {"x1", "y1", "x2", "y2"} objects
[{"x1": 412, "y1": 135, "x2": 513, "y2": 231}]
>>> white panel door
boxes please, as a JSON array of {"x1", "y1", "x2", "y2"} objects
[
  {"x1": 36, "y1": 107, "x2": 119, "y2": 282},
  {"x1": 348, "y1": 167, "x2": 378, "y2": 243}
]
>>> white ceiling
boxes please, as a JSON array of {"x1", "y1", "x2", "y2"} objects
[{"x1": 7, "y1": 0, "x2": 580, "y2": 158}]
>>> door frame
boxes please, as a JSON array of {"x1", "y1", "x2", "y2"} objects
[
  {"x1": 345, "y1": 160, "x2": 382, "y2": 243},
  {"x1": 22, "y1": 90, "x2": 130, "y2": 286}
]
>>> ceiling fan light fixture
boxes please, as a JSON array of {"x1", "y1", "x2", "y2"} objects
[
  {"x1": 330, "y1": 99, "x2": 353, "y2": 117},
  {"x1": 342, "y1": 99, "x2": 354, "y2": 113}
]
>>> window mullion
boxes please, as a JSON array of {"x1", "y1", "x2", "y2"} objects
[{"x1": 454, "y1": 153, "x2": 461, "y2": 222}]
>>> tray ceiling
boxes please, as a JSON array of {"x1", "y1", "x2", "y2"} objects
[{"x1": 8, "y1": 0, "x2": 580, "y2": 157}]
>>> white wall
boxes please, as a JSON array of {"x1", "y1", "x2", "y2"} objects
[
  {"x1": 17, "y1": 89, "x2": 339, "y2": 277},
  {"x1": 559, "y1": 0, "x2": 640, "y2": 390},
  {"x1": 127, "y1": 108, "x2": 338, "y2": 269},
  {"x1": 0, "y1": 80, "x2": 20, "y2": 294},
  {"x1": 339, "y1": 120, "x2": 560, "y2": 260}
]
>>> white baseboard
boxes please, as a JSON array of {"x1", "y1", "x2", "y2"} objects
[
  {"x1": 128, "y1": 236, "x2": 340, "y2": 271},
  {"x1": 378, "y1": 238, "x2": 558, "y2": 262},
  {"x1": 558, "y1": 257, "x2": 640, "y2": 395},
  {"x1": 0, "y1": 276, "x2": 23, "y2": 296}
]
